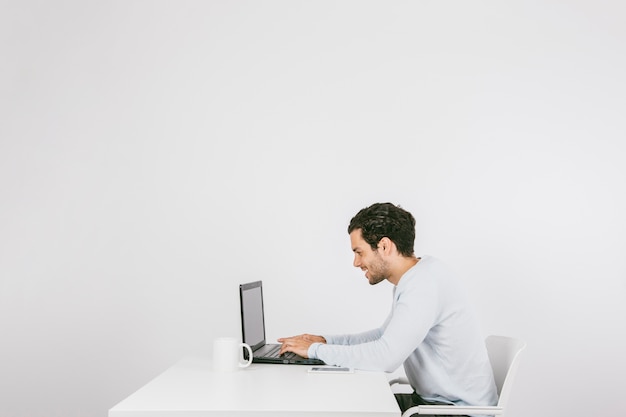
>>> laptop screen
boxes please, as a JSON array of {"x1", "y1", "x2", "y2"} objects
[{"x1": 239, "y1": 281, "x2": 266, "y2": 351}]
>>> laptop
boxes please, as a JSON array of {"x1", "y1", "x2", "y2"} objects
[{"x1": 239, "y1": 280, "x2": 325, "y2": 365}]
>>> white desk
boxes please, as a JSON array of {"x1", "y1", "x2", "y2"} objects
[{"x1": 109, "y1": 357, "x2": 401, "y2": 417}]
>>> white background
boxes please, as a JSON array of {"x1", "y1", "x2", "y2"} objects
[{"x1": 1, "y1": 1, "x2": 625, "y2": 416}]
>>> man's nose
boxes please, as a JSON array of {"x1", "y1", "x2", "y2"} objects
[{"x1": 353, "y1": 256, "x2": 360, "y2": 268}]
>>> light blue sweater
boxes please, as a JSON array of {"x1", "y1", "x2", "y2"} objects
[{"x1": 307, "y1": 255, "x2": 498, "y2": 407}]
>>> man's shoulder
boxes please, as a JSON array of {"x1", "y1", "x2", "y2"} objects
[
  {"x1": 402, "y1": 255, "x2": 460, "y2": 288},
  {"x1": 409, "y1": 255, "x2": 449, "y2": 276}
]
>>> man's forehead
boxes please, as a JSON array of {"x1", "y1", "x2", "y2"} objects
[
  {"x1": 349, "y1": 229, "x2": 367, "y2": 248},
  {"x1": 349, "y1": 229, "x2": 362, "y2": 239}
]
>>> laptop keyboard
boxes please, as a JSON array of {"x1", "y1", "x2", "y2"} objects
[{"x1": 259, "y1": 344, "x2": 298, "y2": 360}]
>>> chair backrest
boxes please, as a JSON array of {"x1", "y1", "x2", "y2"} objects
[{"x1": 485, "y1": 335, "x2": 526, "y2": 409}]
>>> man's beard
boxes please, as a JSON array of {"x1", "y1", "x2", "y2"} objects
[{"x1": 367, "y1": 256, "x2": 389, "y2": 285}]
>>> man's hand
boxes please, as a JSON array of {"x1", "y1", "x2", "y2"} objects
[{"x1": 277, "y1": 334, "x2": 327, "y2": 358}]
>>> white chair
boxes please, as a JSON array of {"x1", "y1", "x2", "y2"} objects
[{"x1": 389, "y1": 335, "x2": 526, "y2": 416}]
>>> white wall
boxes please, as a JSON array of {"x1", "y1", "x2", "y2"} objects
[{"x1": 1, "y1": 1, "x2": 625, "y2": 416}]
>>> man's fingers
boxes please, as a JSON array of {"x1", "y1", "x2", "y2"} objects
[{"x1": 277, "y1": 335, "x2": 299, "y2": 343}]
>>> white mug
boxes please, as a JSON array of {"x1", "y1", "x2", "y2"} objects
[{"x1": 213, "y1": 337, "x2": 253, "y2": 372}]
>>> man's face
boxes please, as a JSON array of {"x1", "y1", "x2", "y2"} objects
[{"x1": 350, "y1": 229, "x2": 389, "y2": 285}]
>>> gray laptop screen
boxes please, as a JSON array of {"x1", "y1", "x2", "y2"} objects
[{"x1": 240, "y1": 281, "x2": 266, "y2": 350}]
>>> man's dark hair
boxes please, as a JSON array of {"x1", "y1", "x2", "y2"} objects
[{"x1": 347, "y1": 202, "x2": 416, "y2": 257}]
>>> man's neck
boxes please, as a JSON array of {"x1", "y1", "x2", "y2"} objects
[{"x1": 388, "y1": 256, "x2": 421, "y2": 286}]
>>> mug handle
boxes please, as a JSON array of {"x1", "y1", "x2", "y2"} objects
[{"x1": 239, "y1": 343, "x2": 253, "y2": 368}]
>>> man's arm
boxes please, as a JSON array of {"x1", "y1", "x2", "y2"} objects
[
  {"x1": 278, "y1": 312, "x2": 391, "y2": 358},
  {"x1": 280, "y1": 283, "x2": 436, "y2": 371}
]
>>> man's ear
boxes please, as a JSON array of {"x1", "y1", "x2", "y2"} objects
[{"x1": 378, "y1": 237, "x2": 394, "y2": 255}]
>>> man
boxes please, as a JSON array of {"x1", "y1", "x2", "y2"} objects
[{"x1": 278, "y1": 202, "x2": 498, "y2": 416}]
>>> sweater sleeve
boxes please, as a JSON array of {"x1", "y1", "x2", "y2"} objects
[
  {"x1": 324, "y1": 327, "x2": 384, "y2": 345},
  {"x1": 309, "y1": 280, "x2": 437, "y2": 373}
]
